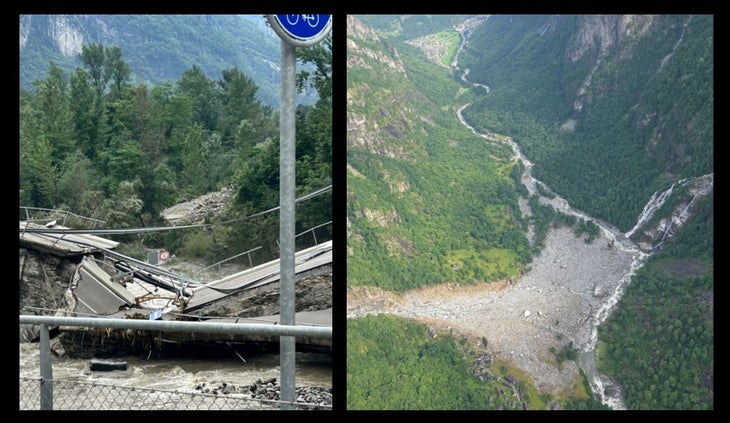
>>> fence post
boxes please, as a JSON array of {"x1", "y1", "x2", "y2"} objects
[{"x1": 39, "y1": 324, "x2": 53, "y2": 410}]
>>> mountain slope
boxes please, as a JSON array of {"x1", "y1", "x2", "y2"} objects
[
  {"x1": 346, "y1": 14, "x2": 712, "y2": 411},
  {"x1": 459, "y1": 14, "x2": 713, "y2": 232},
  {"x1": 19, "y1": 14, "x2": 316, "y2": 107},
  {"x1": 347, "y1": 15, "x2": 531, "y2": 292}
]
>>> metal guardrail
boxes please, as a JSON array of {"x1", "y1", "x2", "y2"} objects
[
  {"x1": 19, "y1": 315, "x2": 332, "y2": 410},
  {"x1": 19, "y1": 206, "x2": 106, "y2": 228},
  {"x1": 193, "y1": 246, "x2": 263, "y2": 280},
  {"x1": 19, "y1": 315, "x2": 332, "y2": 338},
  {"x1": 196, "y1": 221, "x2": 333, "y2": 281},
  {"x1": 295, "y1": 220, "x2": 332, "y2": 246}
]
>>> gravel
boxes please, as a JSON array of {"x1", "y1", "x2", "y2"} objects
[
  {"x1": 160, "y1": 184, "x2": 235, "y2": 225},
  {"x1": 347, "y1": 225, "x2": 640, "y2": 395}
]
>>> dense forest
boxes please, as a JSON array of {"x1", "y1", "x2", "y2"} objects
[
  {"x1": 596, "y1": 192, "x2": 713, "y2": 410},
  {"x1": 19, "y1": 35, "x2": 332, "y2": 265},
  {"x1": 459, "y1": 14, "x2": 713, "y2": 232},
  {"x1": 347, "y1": 314, "x2": 609, "y2": 410},
  {"x1": 348, "y1": 314, "x2": 531, "y2": 410}
]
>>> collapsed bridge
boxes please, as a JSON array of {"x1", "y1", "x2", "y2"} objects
[{"x1": 19, "y1": 219, "x2": 333, "y2": 356}]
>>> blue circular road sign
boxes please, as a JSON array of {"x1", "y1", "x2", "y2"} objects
[{"x1": 267, "y1": 14, "x2": 332, "y2": 47}]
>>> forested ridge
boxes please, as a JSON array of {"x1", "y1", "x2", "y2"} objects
[
  {"x1": 20, "y1": 33, "x2": 332, "y2": 265},
  {"x1": 348, "y1": 315, "x2": 545, "y2": 410}
]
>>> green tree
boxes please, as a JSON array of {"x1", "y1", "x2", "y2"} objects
[
  {"x1": 177, "y1": 64, "x2": 219, "y2": 131},
  {"x1": 79, "y1": 43, "x2": 108, "y2": 98},
  {"x1": 21, "y1": 137, "x2": 58, "y2": 208},
  {"x1": 178, "y1": 122, "x2": 208, "y2": 194},
  {"x1": 105, "y1": 46, "x2": 131, "y2": 100},
  {"x1": 104, "y1": 130, "x2": 143, "y2": 186},
  {"x1": 56, "y1": 151, "x2": 99, "y2": 214},
  {"x1": 101, "y1": 179, "x2": 144, "y2": 230},
  {"x1": 33, "y1": 62, "x2": 75, "y2": 166},
  {"x1": 217, "y1": 67, "x2": 263, "y2": 147},
  {"x1": 296, "y1": 35, "x2": 332, "y2": 104},
  {"x1": 70, "y1": 68, "x2": 100, "y2": 159}
]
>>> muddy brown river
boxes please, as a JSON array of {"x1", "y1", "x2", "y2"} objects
[{"x1": 19, "y1": 342, "x2": 332, "y2": 410}]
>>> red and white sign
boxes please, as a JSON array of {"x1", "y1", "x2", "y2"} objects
[{"x1": 158, "y1": 249, "x2": 170, "y2": 262}]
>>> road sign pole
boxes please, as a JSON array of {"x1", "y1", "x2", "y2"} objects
[
  {"x1": 279, "y1": 38, "x2": 297, "y2": 411},
  {"x1": 266, "y1": 13, "x2": 331, "y2": 411}
]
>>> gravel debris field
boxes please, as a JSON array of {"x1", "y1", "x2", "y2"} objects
[{"x1": 347, "y1": 226, "x2": 639, "y2": 395}]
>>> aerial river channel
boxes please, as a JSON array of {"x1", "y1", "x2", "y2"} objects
[{"x1": 453, "y1": 16, "x2": 649, "y2": 409}]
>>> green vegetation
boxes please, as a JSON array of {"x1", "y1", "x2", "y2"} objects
[
  {"x1": 347, "y1": 14, "x2": 712, "y2": 411},
  {"x1": 597, "y1": 193, "x2": 713, "y2": 410},
  {"x1": 20, "y1": 37, "x2": 332, "y2": 265},
  {"x1": 348, "y1": 20, "x2": 531, "y2": 292},
  {"x1": 357, "y1": 15, "x2": 470, "y2": 41},
  {"x1": 459, "y1": 15, "x2": 713, "y2": 232},
  {"x1": 347, "y1": 315, "x2": 531, "y2": 410},
  {"x1": 19, "y1": 15, "x2": 296, "y2": 108},
  {"x1": 554, "y1": 342, "x2": 579, "y2": 369},
  {"x1": 563, "y1": 369, "x2": 612, "y2": 410},
  {"x1": 437, "y1": 31, "x2": 461, "y2": 67},
  {"x1": 348, "y1": 314, "x2": 607, "y2": 410}
]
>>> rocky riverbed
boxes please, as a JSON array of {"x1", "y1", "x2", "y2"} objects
[{"x1": 347, "y1": 225, "x2": 639, "y2": 396}]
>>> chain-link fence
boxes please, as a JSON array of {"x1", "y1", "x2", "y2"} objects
[
  {"x1": 19, "y1": 315, "x2": 332, "y2": 411},
  {"x1": 19, "y1": 376, "x2": 331, "y2": 410}
]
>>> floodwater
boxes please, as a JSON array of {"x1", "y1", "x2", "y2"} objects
[{"x1": 19, "y1": 341, "x2": 332, "y2": 410}]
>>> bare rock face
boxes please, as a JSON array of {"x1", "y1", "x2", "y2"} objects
[
  {"x1": 19, "y1": 15, "x2": 85, "y2": 56},
  {"x1": 47, "y1": 15, "x2": 87, "y2": 57},
  {"x1": 630, "y1": 173, "x2": 713, "y2": 251},
  {"x1": 347, "y1": 15, "x2": 381, "y2": 44},
  {"x1": 346, "y1": 15, "x2": 424, "y2": 161},
  {"x1": 347, "y1": 15, "x2": 406, "y2": 73},
  {"x1": 569, "y1": 15, "x2": 655, "y2": 62}
]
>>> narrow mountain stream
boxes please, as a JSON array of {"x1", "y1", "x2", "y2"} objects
[{"x1": 453, "y1": 18, "x2": 650, "y2": 409}]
